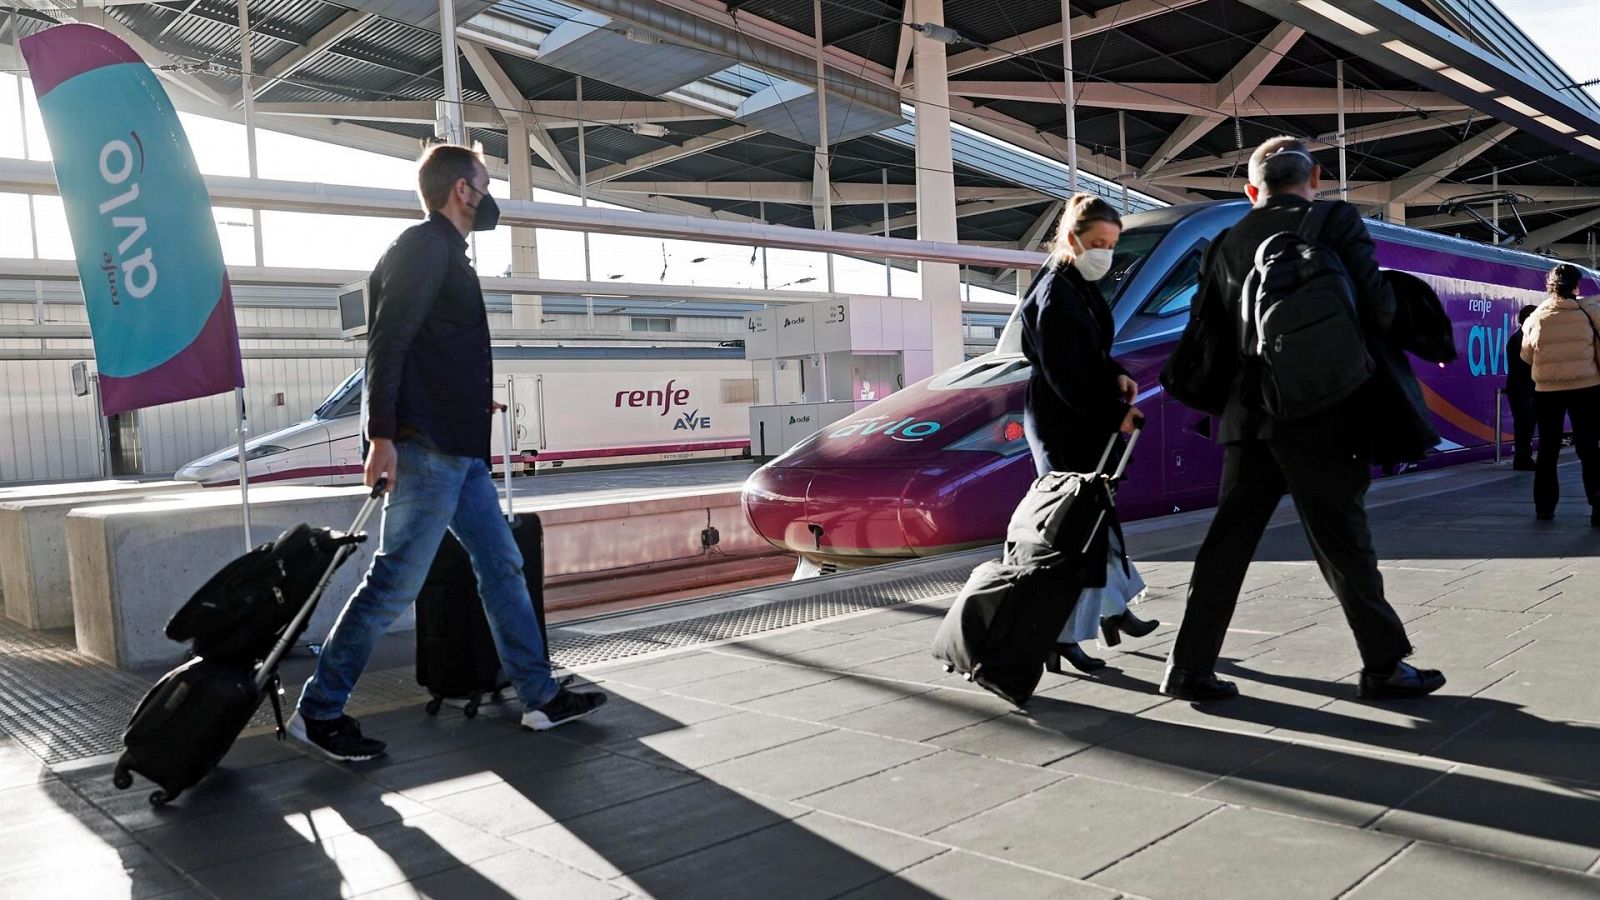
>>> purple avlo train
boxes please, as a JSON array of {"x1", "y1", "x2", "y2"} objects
[{"x1": 743, "y1": 199, "x2": 1600, "y2": 575}]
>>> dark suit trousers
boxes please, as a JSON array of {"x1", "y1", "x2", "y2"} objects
[
  {"x1": 1509, "y1": 390, "x2": 1536, "y2": 465},
  {"x1": 1533, "y1": 386, "x2": 1600, "y2": 515},
  {"x1": 1170, "y1": 440, "x2": 1412, "y2": 674}
]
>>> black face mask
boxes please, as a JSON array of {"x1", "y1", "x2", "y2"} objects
[
  {"x1": 471, "y1": 193, "x2": 500, "y2": 232},
  {"x1": 466, "y1": 184, "x2": 500, "y2": 232}
]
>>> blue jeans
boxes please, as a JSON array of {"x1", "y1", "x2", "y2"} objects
[{"x1": 297, "y1": 441, "x2": 558, "y2": 720}]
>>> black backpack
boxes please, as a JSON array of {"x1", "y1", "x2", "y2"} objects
[
  {"x1": 165, "y1": 524, "x2": 345, "y2": 667},
  {"x1": 1240, "y1": 201, "x2": 1375, "y2": 419}
]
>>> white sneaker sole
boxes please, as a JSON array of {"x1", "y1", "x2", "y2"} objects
[
  {"x1": 284, "y1": 713, "x2": 385, "y2": 762},
  {"x1": 520, "y1": 702, "x2": 603, "y2": 732}
]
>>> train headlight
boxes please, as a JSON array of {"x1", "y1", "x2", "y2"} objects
[{"x1": 948, "y1": 414, "x2": 1029, "y2": 456}]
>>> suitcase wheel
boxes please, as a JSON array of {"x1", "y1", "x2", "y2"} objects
[
  {"x1": 464, "y1": 696, "x2": 481, "y2": 719},
  {"x1": 112, "y1": 767, "x2": 132, "y2": 790},
  {"x1": 942, "y1": 664, "x2": 954, "y2": 674},
  {"x1": 149, "y1": 789, "x2": 178, "y2": 807},
  {"x1": 425, "y1": 697, "x2": 443, "y2": 717}
]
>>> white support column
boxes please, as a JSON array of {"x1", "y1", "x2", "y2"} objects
[
  {"x1": 438, "y1": 0, "x2": 464, "y2": 144},
  {"x1": 507, "y1": 119, "x2": 542, "y2": 328},
  {"x1": 16, "y1": 73, "x2": 38, "y2": 260},
  {"x1": 238, "y1": 0, "x2": 264, "y2": 266},
  {"x1": 814, "y1": 0, "x2": 834, "y2": 293},
  {"x1": 1118, "y1": 110, "x2": 1129, "y2": 212},
  {"x1": 912, "y1": 0, "x2": 963, "y2": 372},
  {"x1": 577, "y1": 76, "x2": 592, "y2": 284},
  {"x1": 882, "y1": 168, "x2": 892, "y2": 296},
  {"x1": 1336, "y1": 59, "x2": 1348, "y2": 200},
  {"x1": 1061, "y1": 0, "x2": 1077, "y2": 192}
]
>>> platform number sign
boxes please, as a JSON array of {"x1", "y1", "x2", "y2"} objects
[{"x1": 825, "y1": 304, "x2": 846, "y2": 324}]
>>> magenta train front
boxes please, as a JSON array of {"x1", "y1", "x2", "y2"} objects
[{"x1": 744, "y1": 200, "x2": 1600, "y2": 571}]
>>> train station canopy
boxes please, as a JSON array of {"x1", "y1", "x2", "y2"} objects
[{"x1": 6, "y1": 0, "x2": 1600, "y2": 279}]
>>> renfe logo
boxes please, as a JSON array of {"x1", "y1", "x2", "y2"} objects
[
  {"x1": 828, "y1": 415, "x2": 942, "y2": 442},
  {"x1": 617, "y1": 380, "x2": 691, "y2": 417},
  {"x1": 97, "y1": 135, "x2": 158, "y2": 305}
]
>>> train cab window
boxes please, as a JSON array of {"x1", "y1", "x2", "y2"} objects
[
  {"x1": 1137, "y1": 248, "x2": 1205, "y2": 318},
  {"x1": 928, "y1": 356, "x2": 1032, "y2": 391},
  {"x1": 314, "y1": 369, "x2": 364, "y2": 420}
]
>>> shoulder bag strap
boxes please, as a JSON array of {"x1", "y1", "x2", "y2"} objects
[{"x1": 1298, "y1": 200, "x2": 1334, "y2": 243}]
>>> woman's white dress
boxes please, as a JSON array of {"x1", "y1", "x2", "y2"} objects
[{"x1": 1059, "y1": 528, "x2": 1146, "y2": 644}]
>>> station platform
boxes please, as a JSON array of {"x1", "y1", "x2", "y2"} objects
[{"x1": 2, "y1": 458, "x2": 1597, "y2": 898}]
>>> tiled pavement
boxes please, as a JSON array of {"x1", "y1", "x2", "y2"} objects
[{"x1": 5, "y1": 459, "x2": 1600, "y2": 899}]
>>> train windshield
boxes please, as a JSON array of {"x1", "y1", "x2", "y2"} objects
[
  {"x1": 313, "y1": 369, "x2": 364, "y2": 420},
  {"x1": 1095, "y1": 227, "x2": 1168, "y2": 306},
  {"x1": 994, "y1": 225, "x2": 1171, "y2": 356}
]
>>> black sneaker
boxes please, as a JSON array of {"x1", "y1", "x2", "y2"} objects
[
  {"x1": 520, "y1": 687, "x2": 607, "y2": 731},
  {"x1": 286, "y1": 712, "x2": 387, "y2": 761}
]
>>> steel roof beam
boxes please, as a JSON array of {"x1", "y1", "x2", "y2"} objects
[
  {"x1": 925, "y1": 0, "x2": 1209, "y2": 85},
  {"x1": 1143, "y1": 22, "x2": 1303, "y2": 177},
  {"x1": 893, "y1": 0, "x2": 914, "y2": 87},
  {"x1": 948, "y1": 81, "x2": 1466, "y2": 116},
  {"x1": 88, "y1": 13, "x2": 230, "y2": 107},
  {"x1": 1387, "y1": 122, "x2": 1515, "y2": 204},
  {"x1": 841, "y1": 196, "x2": 1054, "y2": 235},
  {"x1": 237, "y1": 9, "x2": 370, "y2": 107},
  {"x1": 585, "y1": 125, "x2": 762, "y2": 185},
  {"x1": 253, "y1": 100, "x2": 503, "y2": 127},
  {"x1": 461, "y1": 39, "x2": 578, "y2": 186},
  {"x1": 601, "y1": 182, "x2": 1041, "y2": 204},
  {"x1": 1517, "y1": 204, "x2": 1600, "y2": 251},
  {"x1": 1147, "y1": 109, "x2": 1482, "y2": 180},
  {"x1": 1410, "y1": 199, "x2": 1600, "y2": 230},
  {"x1": 521, "y1": 101, "x2": 722, "y2": 129}
]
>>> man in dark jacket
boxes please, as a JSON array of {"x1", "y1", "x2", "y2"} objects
[
  {"x1": 1160, "y1": 136, "x2": 1445, "y2": 703},
  {"x1": 1506, "y1": 304, "x2": 1537, "y2": 470},
  {"x1": 288, "y1": 145, "x2": 605, "y2": 761}
]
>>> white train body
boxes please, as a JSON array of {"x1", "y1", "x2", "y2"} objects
[{"x1": 176, "y1": 348, "x2": 753, "y2": 486}]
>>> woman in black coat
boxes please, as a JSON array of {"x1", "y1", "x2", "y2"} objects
[{"x1": 1018, "y1": 193, "x2": 1155, "y2": 673}]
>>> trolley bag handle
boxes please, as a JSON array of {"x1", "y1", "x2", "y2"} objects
[
  {"x1": 1081, "y1": 419, "x2": 1143, "y2": 555},
  {"x1": 1090, "y1": 414, "x2": 1145, "y2": 482},
  {"x1": 256, "y1": 477, "x2": 386, "y2": 691}
]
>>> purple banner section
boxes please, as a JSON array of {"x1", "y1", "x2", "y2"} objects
[
  {"x1": 21, "y1": 24, "x2": 243, "y2": 416},
  {"x1": 98, "y1": 279, "x2": 245, "y2": 414}
]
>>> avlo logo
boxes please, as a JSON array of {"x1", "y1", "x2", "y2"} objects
[{"x1": 828, "y1": 415, "x2": 942, "y2": 443}]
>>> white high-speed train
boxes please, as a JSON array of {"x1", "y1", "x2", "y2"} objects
[{"x1": 176, "y1": 347, "x2": 754, "y2": 486}]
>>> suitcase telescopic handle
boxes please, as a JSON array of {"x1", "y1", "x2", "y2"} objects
[
  {"x1": 255, "y1": 481, "x2": 387, "y2": 688},
  {"x1": 1093, "y1": 417, "x2": 1144, "y2": 482}
]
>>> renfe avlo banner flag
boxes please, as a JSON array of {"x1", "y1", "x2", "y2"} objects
[{"x1": 20, "y1": 23, "x2": 244, "y2": 416}]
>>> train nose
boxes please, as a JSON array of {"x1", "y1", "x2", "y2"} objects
[{"x1": 742, "y1": 465, "x2": 916, "y2": 561}]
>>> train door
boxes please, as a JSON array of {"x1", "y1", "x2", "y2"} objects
[
  {"x1": 511, "y1": 375, "x2": 543, "y2": 453},
  {"x1": 106, "y1": 410, "x2": 142, "y2": 476},
  {"x1": 1116, "y1": 242, "x2": 1225, "y2": 510}
]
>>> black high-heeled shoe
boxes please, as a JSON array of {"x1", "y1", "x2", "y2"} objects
[
  {"x1": 1100, "y1": 610, "x2": 1160, "y2": 647},
  {"x1": 1046, "y1": 642, "x2": 1106, "y2": 674}
]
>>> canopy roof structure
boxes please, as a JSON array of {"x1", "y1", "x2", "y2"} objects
[{"x1": 6, "y1": 0, "x2": 1599, "y2": 275}]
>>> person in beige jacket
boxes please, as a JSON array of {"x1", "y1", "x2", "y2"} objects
[{"x1": 1519, "y1": 262, "x2": 1600, "y2": 523}]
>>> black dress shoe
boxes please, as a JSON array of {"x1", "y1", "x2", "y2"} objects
[
  {"x1": 1160, "y1": 666, "x2": 1239, "y2": 702},
  {"x1": 1046, "y1": 642, "x2": 1105, "y2": 674},
  {"x1": 1101, "y1": 610, "x2": 1160, "y2": 646},
  {"x1": 1358, "y1": 662, "x2": 1446, "y2": 700}
]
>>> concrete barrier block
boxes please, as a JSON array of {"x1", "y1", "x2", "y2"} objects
[
  {"x1": 0, "y1": 481, "x2": 194, "y2": 607},
  {"x1": 67, "y1": 486, "x2": 411, "y2": 670},
  {"x1": 2, "y1": 484, "x2": 201, "y2": 630}
]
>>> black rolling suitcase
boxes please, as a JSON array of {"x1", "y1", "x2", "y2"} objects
[
  {"x1": 113, "y1": 481, "x2": 386, "y2": 806},
  {"x1": 933, "y1": 425, "x2": 1141, "y2": 707},
  {"x1": 415, "y1": 409, "x2": 548, "y2": 717}
]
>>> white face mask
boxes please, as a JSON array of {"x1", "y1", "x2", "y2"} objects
[{"x1": 1073, "y1": 247, "x2": 1115, "y2": 282}]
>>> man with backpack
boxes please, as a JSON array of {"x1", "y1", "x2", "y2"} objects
[
  {"x1": 286, "y1": 144, "x2": 607, "y2": 761},
  {"x1": 1158, "y1": 136, "x2": 1445, "y2": 703}
]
